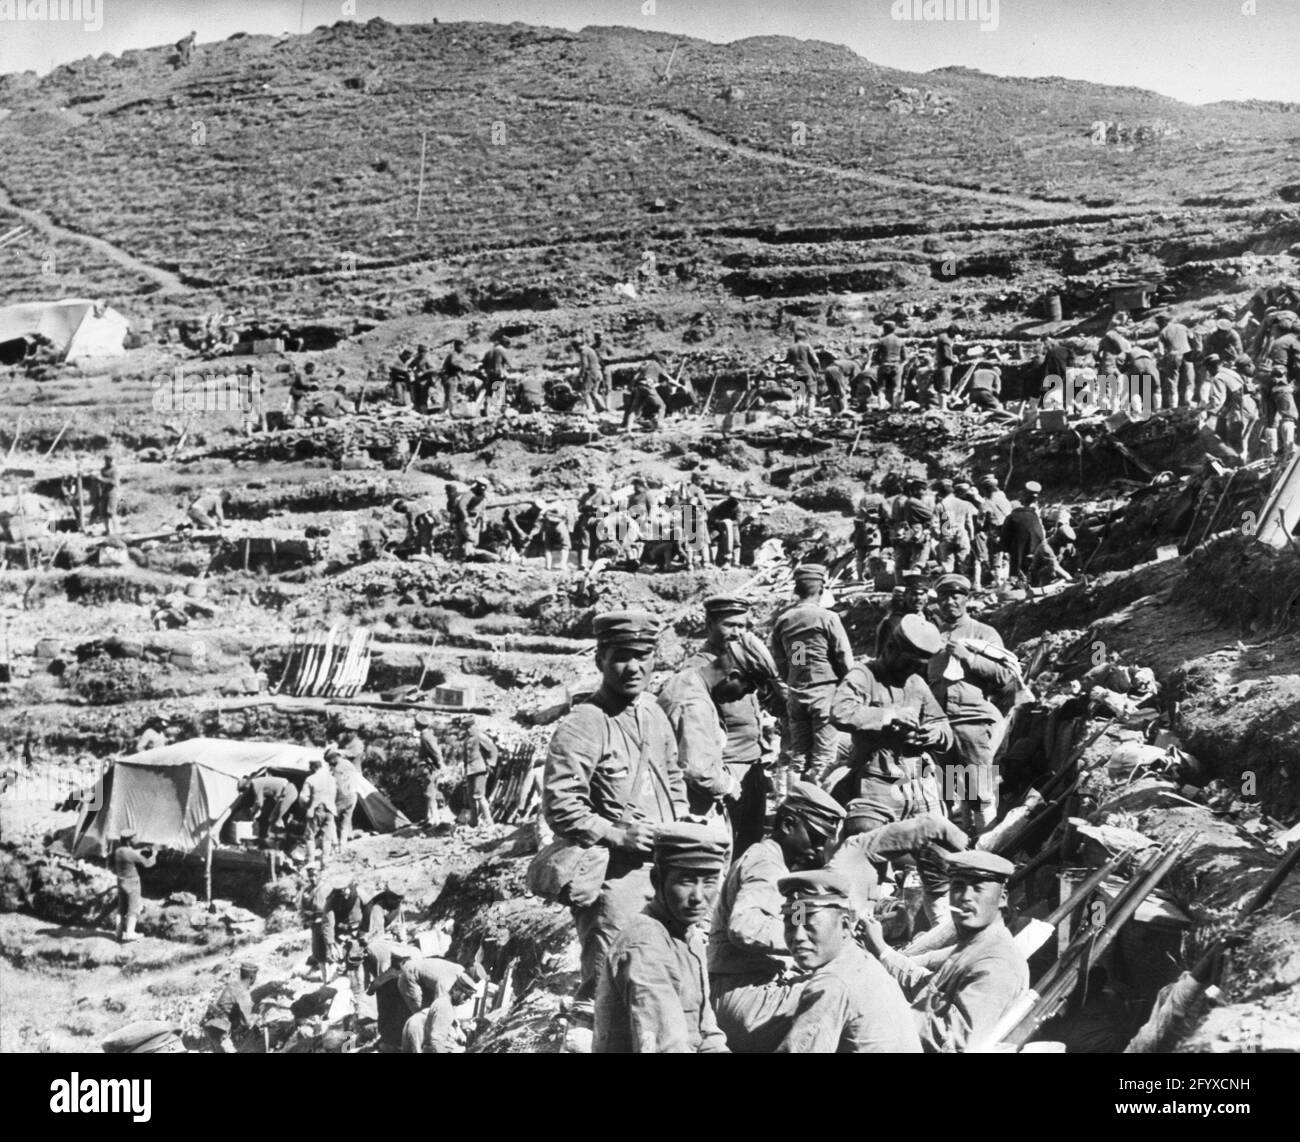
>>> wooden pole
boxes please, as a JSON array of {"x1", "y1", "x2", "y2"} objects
[
  {"x1": 204, "y1": 833, "x2": 214, "y2": 906},
  {"x1": 415, "y1": 131, "x2": 429, "y2": 224},
  {"x1": 44, "y1": 419, "x2": 70, "y2": 459}
]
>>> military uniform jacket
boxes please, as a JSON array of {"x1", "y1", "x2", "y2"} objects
[
  {"x1": 707, "y1": 838, "x2": 792, "y2": 979},
  {"x1": 595, "y1": 903, "x2": 729, "y2": 1053},
  {"x1": 770, "y1": 603, "x2": 854, "y2": 696},
  {"x1": 657, "y1": 666, "x2": 736, "y2": 805},
  {"x1": 684, "y1": 650, "x2": 763, "y2": 767},
  {"x1": 830, "y1": 662, "x2": 953, "y2": 781},
  {"x1": 927, "y1": 616, "x2": 1016, "y2": 727},
  {"x1": 879, "y1": 918, "x2": 1029, "y2": 1052},
  {"x1": 776, "y1": 945, "x2": 922, "y2": 1054},
  {"x1": 543, "y1": 692, "x2": 687, "y2": 848}
]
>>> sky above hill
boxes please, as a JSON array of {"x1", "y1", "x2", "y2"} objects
[{"x1": 1, "y1": 0, "x2": 1296, "y2": 105}]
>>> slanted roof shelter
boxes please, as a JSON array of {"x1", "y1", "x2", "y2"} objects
[
  {"x1": 0, "y1": 298, "x2": 129, "y2": 363},
  {"x1": 73, "y1": 738, "x2": 407, "y2": 859}
]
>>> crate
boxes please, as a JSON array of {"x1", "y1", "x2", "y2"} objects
[
  {"x1": 231, "y1": 821, "x2": 256, "y2": 843},
  {"x1": 432, "y1": 684, "x2": 475, "y2": 708}
]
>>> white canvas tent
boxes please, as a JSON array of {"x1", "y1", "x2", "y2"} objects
[
  {"x1": 0, "y1": 298, "x2": 129, "y2": 362},
  {"x1": 72, "y1": 737, "x2": 409, "y2": 860}
]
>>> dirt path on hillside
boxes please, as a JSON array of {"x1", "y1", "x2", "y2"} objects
[
  {"x1": 527, "y1": 96, "x2": 1090, "y2": 218},
  {"x1": 0, "y1": 184, "x2": 190, "y2": 296}
]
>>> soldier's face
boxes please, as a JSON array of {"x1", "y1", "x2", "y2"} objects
[
  {"x1": 711, "y1": 669, "x2": 755, "y2": 705},
  {"x1": 597, "y1": 646, "x2": 655, "y2": 699},
  {"x1": 661, "y1": 868, "x2": 721, "y2": 929},
  {"x1": 937, "y1": 590, "x2": 968, "y2": 624},
  {"x1": 903, "y1": 585, "x2": 929, "y2": 611},
  {"x1": 708, "y1": 614, "x2": 749, "y2": 642},
  {"x1": 950, "y1": 876, "x2": 1005, "y2": 935},
  {"x1": 784, "y1": 904, "x2": 847, "y2": 971}
]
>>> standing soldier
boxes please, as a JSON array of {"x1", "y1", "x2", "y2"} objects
[
  {"x1": 574, "y1": 481, "x2": 611, "y2": 569},
  {"x1": 299, "y1": 756, "x2": 337, "y2": 870},
  {"x1": 96, "y1": 454, "x2": 121, "y2": 536},
  {"x1": 480, "y1": 341, "x2": 512, "y2": 417},
  {"x1": 683, "y1": 597, "x2": 776, "y2": 854},
  {"x1": 890, "y1": 476, "x2": 934, "y2": 575},
  {"x1": 770, "y1": 564, "x2": 854, "y2": 783},
  {"x1": 201, "y1": 962, "x2": 259, "y2": 1053},
  {"x1": 593, "y1": 822, "x2": 731, "y2": 1054},
  {"x1": 934, "y1": 478, "x2": 978, "y2": 577},
  {"x1": 932, "y1": 325, "x2": 959, "y2": 411},
  {"x1": 658, "y1": 629, "x2": 781, "y2": 818},
  {"x1": 327, "y1": 747, "x2": 360, "y2": 848},
  {"x1": 415, "y1": 713, "x2": 447, "y2": 824},
  {"x1": 1156, "y1": 313, "x2": 1198, "y2": 410},
  {"x1": 112, "y1": 829, "x2": 156, "y2": 943},
  {"x1": 926, "y1": 575, "x2": 1018, "y2": 834},
  {"x1": 541, "y1": 611, "x2": 687, "y2": 1008},
  {"x1": 872, "y1": 321, "x2": 909, "y2": 410},
  {"x1": 829, "y1": 614, "x2": 954, "y2": 925},
  {"x1": 440, "y1": 339, "x2": 477, "y2": 416},
  {"x1": 462, "y1": 718, "x2": 497, "y2": 828},
  {"x1": 786, "y1": 328, "x2": 822, "y2": 417},
  {"x1": 573, "y1": 339, "x2": 607, "y2": 414}
]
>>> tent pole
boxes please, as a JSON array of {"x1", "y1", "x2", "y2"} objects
[{"x1": 205, "y1": 833, "x2": 214, "y2": 908}]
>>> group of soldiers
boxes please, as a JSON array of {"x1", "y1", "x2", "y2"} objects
[
  {"x1": 413, "y1": 472, "x2": 750, "y2": 572},
  {"x1": 234, "y1": 742, "x2": 365, "y2": 868},
  {"x1": 779, "y1": 302, "x2": 1300, "y2": 444},
  {"x1": 540, "y1": 559, "x2": 1034, "y2": 1052},
  {"x1": 852, "y1": 471, "x2": 1073, "y2": 590}
]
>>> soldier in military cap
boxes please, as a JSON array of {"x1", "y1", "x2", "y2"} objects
[
  {"x1": 594, "y1": 821, "x2": 730, "y2": 1053},
  {"x1": 414, "y1": 712, "x2": 447, "y2": 824},
  {"x1": 890, "y1": 475, "x2": 934, "y2": 574},
  {"x1": 830, "y1": 613, "x2": 954, "y2": 925},
  {"x1": 770, "y1": 564, "x2": 854, "y2": 783},
  {"x1": 708, "y1": 781, "x2": 845, "y2": 1052},
  {"x1": 542, "y1": 611, "x2": 688, "y2": 1005},
  {"x1": 112, "y1": 828, "x2": 156, "y2": 943},
  {"x1": 861, "y1": 849, "x2": 1028, "y2": 1052},
  {"x1": 927, "y1": 574, "x2": 1019, "y2": 833},
  {"x1": 874, "y1": 566, "x2": 933, "y2": 655},
  {"x1": 659, "y1": 629, "x2": 780, "y2": 821},
  {"x1": 774, "y1": 869, "x2": 920, "y2": 1053},
  {"x1": 684, "y1": 596, "x2": 783, "y2": 854}
]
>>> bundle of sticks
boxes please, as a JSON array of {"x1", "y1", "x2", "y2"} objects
[{"x1": 275, "y1": 625, "x2": 373, "y2": 697}]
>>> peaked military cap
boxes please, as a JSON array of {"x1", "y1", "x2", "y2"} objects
[
  {"x1": 781, "y1": 781, "x2": 847, "y2": 838},
  {"x1": 896, "y1": 613, "x2": 942, "y2": 656},
  {"x1": 703, "y1": 594, "x2": 751, "y2": 618},
  {"x1": 778, "y1": 869, "x2": 855, "y2": 912},
  {"x1": 946, "y1": 849, "x2": 1015, "y2": 881},
  {"x1": 653, "y1": 821, "x2": 730, "y2": 870},
  {"x1": 593, "y1": 610, "x2": 660, "y2": 651}
]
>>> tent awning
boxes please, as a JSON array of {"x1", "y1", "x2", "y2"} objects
[{"x1": 73, "y1": 738, "x2": 408, "y2": 858}]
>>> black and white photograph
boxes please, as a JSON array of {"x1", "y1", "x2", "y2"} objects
[{"x1": 0, "y1": 0, "x2": 1295, "y2": 1106}]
